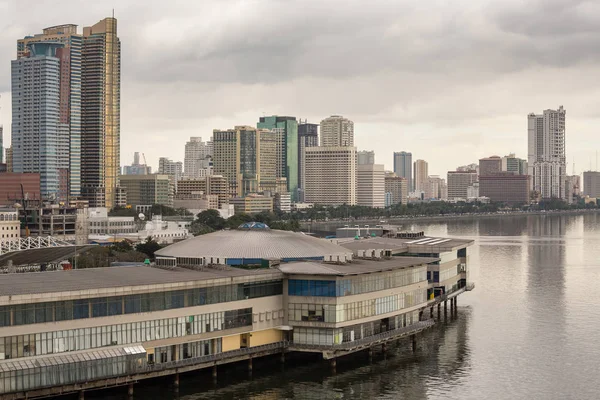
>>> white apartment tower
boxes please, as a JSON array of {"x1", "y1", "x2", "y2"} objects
[
  {"x1": 357, "y1": 164, "x2": 385, "y2": 208},
  {"x1": 184, "y1": 137, "x2": 213, "y2": 178},
  {"x1": 527, "y1": 106, "x2": 566, "y2": 199},
  {"x1": 320, "y1": 115, "x2": 354, "y2": 147},
  {"x1": 304, "y1": 147, "x2": 357, "y2": 205}
]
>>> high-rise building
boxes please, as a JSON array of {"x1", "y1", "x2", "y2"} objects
[
  {"x1": 384, "y1": 172, "x2": 408, "y2": 206},
  {"x1": 184, "y1": 137, "x2": 213, "y2": 178},
  {"x1": 357, "y1": 164, "x2": 385, "y2": 208},
  {"x1": 583, "y1": 171, "x2": 600, "y2": 198},
  {"x1": 424, "y1": 176, "x2": 447, "y2": 200},
  {"x1": 297, "y1": 121, "x2": 318, "y2": 198},
  {"x1": 12, "y1": 41, "x2": 72, "y2": 201},
  {"x1": 447, "y1": 171, "x2": 478, "y2": 200},
  {"x1": 479, "y1": 174, "x2": 530, "y2": 204},
  {"x1": 213, "y1": 126, "x2": 280, "y2": 197},
  {"x1": 304, "y1": 147, "x2": 357, "y2": 205},
  {"x1": 413, "y1": 159, "x2": 428, "y2": 192},
  {"x1": 5, "y1": 147, "x2": 13, "y2": 172},
  {"x1": 15, "y1": 25, "x2": 82, "y2": 200},
  {"x1": 357, "y1": 151, "x2": 375, "y2": 165},
  {"x1": 257, "y1": 116, "x2": 298, "y2": 201},
  {"x1": 479, "y1": 156, "x2": 502, "y2": 176},
  {"x1": 81, "y1": 17, "x2": 121, "y2": 209},
  {"x1": 457, "y1": 163, "x2": 479, "y2": 174},
  {"x1": 393, "y1": 151, "x2": 412, "y2": 191},
  {"x1": 502, "y1": 154, "x2": 528, "y2": 175},
  {"x1": 320, "y1": 115, "x2": 354, "y2": 147},
  {"x1": 527, "y1": 106, "x2": 566, "y2": 199},
  {"x1": 119, "y1": 174, "x2": 173, "y2": 207},
  {"x1": 158, "y1": 158, "x2": 183, "y2": 183},
  {"x1": 176, "y1": 175, "x2": 229, "y2": 209},
  {"x1": 123, "y1": 152, "x2": 152, "y2": 175},
  {"x1": 0, "y1": 125, "x2": 3, "y2": 164}
]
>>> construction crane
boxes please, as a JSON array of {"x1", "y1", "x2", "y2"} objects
[{"x1": 142, "y1": 153, "x2": 148, "y2": 166}]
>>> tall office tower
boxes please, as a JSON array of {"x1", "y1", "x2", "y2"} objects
[
  {"x1": 158, "y1": 157, "x2": 183, "y2": 183},
  {"x1": 583, "y1": 171, "x2": 600, "y2": 198},
  {"x1": 447, "y1": 170, "x2": 478, "y2": 200},
  {"x1": 304, "y1": 147, "x2": 357, "y2": 205},
  {"x1": 502, "y1": 153, "x2": 528, "y2": 175},
  {"x1": 257, "y1": 116, "x2": 298, "y2": 200},
  {"x1": 527, "y1": 106, "x2": 566, "y2": 199},
  {"x1": 413, "y1": 159, "x2": 428, "y2": 192},
  {"x1": 81, "y1": 17, "x2": 120, "y2": 209},
  {"x1": 213, "y1": 126, "x2": 279, "y2": 197},
  {"x1": 479, "y1": 156, "x2": 502, "y2": 176},
  {"x1": 320, "y1": 115, "x2": 354, "y2": 147},
  {"x1": 357, "y1": 150, "x2": 375, "y2": 165},
  {"x1": 12, "y1": 42, "x2": 68, "y2": 201},
  {"x1": 297, "y1": 121, "x2": 318, "y2": 198},
  {"x1": 393, "y1": 151, "x2": 413, "y2": 191},
  {"x1": 357, "y1": 164, "x2": 385, "y2": 207},
  {"x1": 0, "y1": 125, "x2": 3, "y2": 163},
  {"x1": 123, "y1": 152, "x2": 152, "y2": 175},
  {"x1": 184, "y1": 137, "x2": 213, "y2": 178},
  {"x1": 15, "y1": 25, "x2": 82, "y2": 199},
  {"x1": 5, "y1": 147, "x2": 12, "y2": 172}
]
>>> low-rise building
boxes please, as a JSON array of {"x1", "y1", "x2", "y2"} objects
[
  {"x1": 88, "y1": 207, "x2": 137, "y2": 236},
  {"x1": 274, "y1": 192, "x2": 291, "y2": 213},
  {"x1": 0, "y1": 208, "x2": 20, "y2": 243},
  {"x1": 230, "y1": 195, "x2": 273, "y2": 214}
]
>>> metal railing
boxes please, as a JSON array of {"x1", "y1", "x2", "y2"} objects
[
  {"x1": 289, "y1": 321, "x2": 434, "y2": 351},
  {"x1": 144, "y1": 341, "x2": 288, "y2": 372}
]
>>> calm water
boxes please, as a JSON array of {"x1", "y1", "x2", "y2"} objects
[{"x1": 95, "y1": 213, "x2": 600, "y2": 400}]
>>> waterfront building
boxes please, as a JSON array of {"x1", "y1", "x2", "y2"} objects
[
  {"x1": 583, "y1": 171, "x2": 600, "y2": 198},
  {"x1": 304, "y1": 147, "x2": 357, "y2": 206},
  {"x1": 479, "y1": 174, "x2": 530, "y2": 204},
  {"x1": 230, "y1": 194, "x2": 273, "y2": 214},
  {"x1": 81, "y1": 17, "x2": 121, "y2": 209},
  {"x1": 0, "y1": 225, "x2": 473, "y2": 398},
  {"x1": 119, "y1": 174, "x2": 173, "y2": 208},
  {"x1": 447, "y1": 171, "x2": 478, "y2": 200},
  {"x1": 320, "y1": 115, "x2": 353, "y2": 147},
  {"x1": 123, "y1": 152, "x2": 152, "y2": 175},
  {"x1": 0, "y1": 173, "x2": 41, "y2": 206},
  {"x1": 184, "y1": 137, "x2": 213, "y2": 179},
  {"x1": 257, "y1": 116, "x2": 299, "y2": 201},
  {"x1": 423, "y1": 176, "x2": 447, "y2": 200},
  {"x1": 466, "y1": 182, "x2": 479, "y2": 199},
  {"x1": 384, "y1": 172, "x2": 408, "y2": 206},
  {"x1": 479, "y1": 156, "x2": 502, "y2": 177},
  {"x1": 502, "y1": 154, "x2": 527, "y2": 175},
  {"x1": 527, "y1": 106, "x2": 566, "y2": 199},
  {"x1": 393, "y1": 152, "x2": 412, "y2": 191},
  {"x1": 297, "y1": 121, "x2": 319, "y2": 200},
  {"x1": 357, "y1": 150, "x2": 375, "y2": 165},
  {"x1": 357, "y1": 164, "x2": 385, "y2": 208},
  {"x1": 413, "y1": 160, "x2": 428, "y2": 192}
]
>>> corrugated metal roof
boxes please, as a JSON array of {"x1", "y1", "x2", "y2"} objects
[
  {"x1": 278, "y1": 257, "x2": 438, "y2": 276},
  {"x1": 155, "y1": 229, "x2": 353, "y2": 260}
]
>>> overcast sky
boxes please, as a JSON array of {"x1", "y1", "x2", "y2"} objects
[{"x1": 1, "y1": 0, "x2": 600, "y2": 176}]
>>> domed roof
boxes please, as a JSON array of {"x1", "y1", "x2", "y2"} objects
[{"x1": 155, "y1": 229, "x2": 352, "y2": 263}]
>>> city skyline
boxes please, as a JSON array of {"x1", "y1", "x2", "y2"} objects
[{"x1": 1, "y1": 2, "x2": 598, "y2": 177}]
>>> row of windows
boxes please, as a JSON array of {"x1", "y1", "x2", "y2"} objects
[
  {"x1": 0, "y1": 280, "x2": 282, "y2": 327},
  {"x1": 288, "y1": 267, "x2": 426, "y2": 298},
  {"x1": 0, "y1": 308, "x2": 251, "y2": 361},
  {"x1": 288, "y1": 289, "x2": 427, "y2": 324},
  {"x1": 0, "y1": 214, "x2": 17, "y2": 221}
]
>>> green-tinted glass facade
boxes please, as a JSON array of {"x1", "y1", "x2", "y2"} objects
[{"x1": 257, "y1": 116, "x2": 298, "y2": 201}]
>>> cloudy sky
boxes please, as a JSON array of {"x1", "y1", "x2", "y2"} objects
[{"x1": 1, "y1": 0, "x2": 600, "y2": 176}]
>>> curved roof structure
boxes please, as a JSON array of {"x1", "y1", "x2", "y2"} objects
[{"x1": 155, "y1": 229, "x2": 352, "y2": 264}]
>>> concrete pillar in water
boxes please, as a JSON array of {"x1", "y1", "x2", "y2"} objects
[
  {"x1": 128, "y1": 383, "x2": 134, "y2": 398},
  {"x1": 174, "y1": 373, "x2": 180, "y2": 389},
  {"x1": 78, "y1": 391, "x2": 85, "y2": 400},
  {"x1": 382, "y1": 343, "x2": 387, "y2": 353},
  {"x1": 368, "y1": 347, "x2": 373, "y2": 362},
  {"x1": 330, "y1": 358, "x2": 337, "y2": 373},
  {"x1": 280, "y1": 351, "x2": 285, "y2": 364},
  {"x1": 444, "y1": 300, "x2": 448, "y2": 318},
  {"x1": 430, "y1": 307, "x2": 434, "y2": 318},
  {"x1": 212, "y1": 365, "x2": 218, "y2": 383},
  {"x1": 455, "y1": 297, "x2": 458, "y2": 312},
  {"x1": 411, "y1": 335, "x2": 417, "y2": 352},
  {"x1": 437, "y1": 303, "x2": 441, "y2": 319}
]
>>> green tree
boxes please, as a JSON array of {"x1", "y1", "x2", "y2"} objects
[
  {"x1": 196, "y1": 209, "x2": 226, "y2": 230},
  {"x1": 135, "y1": 237, "x2": 162, "y2": 260}
]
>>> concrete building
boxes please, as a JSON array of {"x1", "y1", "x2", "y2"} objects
[
  {"x1": 456, "y1": 164, "x2": 479, "y2": 174},
  {"x1": 230, "y1": 195, "x2": 273, "y2": 214},
  {"x1": 297, "y1": 121, "x2": 319, "y2": 200},
  {"x1": 357, "y1": 164, "x2": 385, "y2": 208},
  {"x1": 123, "y1": 152, "x2": 152, "y2": 175},
  {"x1": 158, "y1": 158, "x2": 183, "y2": 185},
  {"x1": 15, "y1": 25, "x2": 82, "y2": 201},
  {"x1": 320, "y1": 115, "x2": 354, "y2": 147},
  {"x1": 119, "y1": 174, "x2": 173, "y2": 208},
  {"x1": 184, "y1": 137, "x2": 213, "y2": 179},
  {"x1": 357, "y1": 151, "x2": 375, "y2": 165},
  {"x1": 4, "y1": 147, "x2": 12, "y2": 173},
  {"x1": 423, "y1": 176, "x2": 447, "y2": 200},
  {"x1": 176, "y1": 175, "x2": 229, "y2": 209},
  {"x1": 413, "y1": 160, "x2": 428, "y2": 192},
  {"x1": 479, "y1": 156, "x2": 502, "y2": 176},
  {"x1": 88, "y1": 207, "x2": 136, "y2": 236},
  {"x1": 304, "y1": 147, "x2": 357, "y2": 206},
  {"x1": 527, "y1": 106, "x2": 566, "y2": 199},
  {"x1": 173, "y1": 193, "x2": 220, "y2": 215},
  {"x1": 0, "y1": 208, "x2": 20, "y2": 243},
  {"x1": 257, "y1": 116, "x2": 299, "y2": 201},
  {"x1": 81, "y1": 17, "x2": 121, "y2": 209},
  {"x1": 0, "y1": 173, "x2": 41, "y2": 206},
  {"x1": 479, "y1": 174, "x2": 530, "y2": 204},
  {"x1": 18, "y1": 202, "x2": 89, "y2": 244},
  {"x1": 393, "y1": 152, "x2": 412, "y2": 192},
  {"x1": 0, "y1": 125, "x2": 3, "y2": 164},
  {"x1": 384, "y1": 172, "x2": 408, "y2": 206},
  {"x1": 466, "y1": 182, "x2": 479, "y2": 199},
  {"x1": 502, "y1": 154, "x2": 527, "y2": 175},
  {"x1": 0, "y1": 226, "x2": 473, "y2": 398},
  {"x1": 447, "y1": 171, "x2": 478, "y2": 200},
  {"x1": 583, "y1": 171, "x2": 600, "y2": 198},
  {"x1": 274, "y1": 192, "x2": 292, "y2": 213}
]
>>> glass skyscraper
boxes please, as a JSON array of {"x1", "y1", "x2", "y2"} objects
[{"x1": 393, "y1": 151, "x2": 413, "y2": 192}]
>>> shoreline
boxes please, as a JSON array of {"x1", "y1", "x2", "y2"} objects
[{"x1": 300, "y1": 208, "x2": 600, "y2": 227}]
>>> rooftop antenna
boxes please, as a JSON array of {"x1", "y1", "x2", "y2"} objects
[{"x1": 112, "y1": 8, "x2": 115, "y2": 18}]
